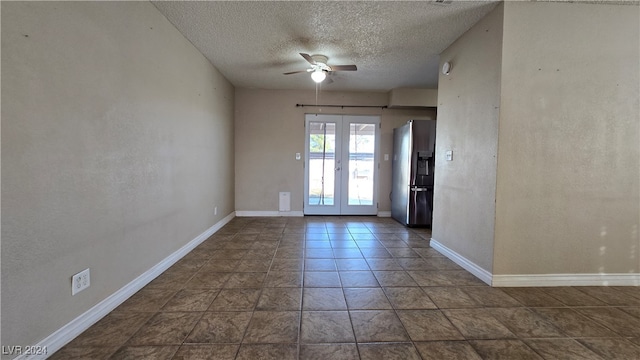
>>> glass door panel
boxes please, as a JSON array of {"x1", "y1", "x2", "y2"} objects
[
  {"x1": 347, "y1": 123, "x2": 375, "y2": 206},
  {"x1": 340, "y1": 116, "x2": 379, "y2": 215},
  {"x1": 308, "y1": 122, "x2": 336, "y2": 206},
  {"x1": 304, "y1": 115, "x2": 341, "y2": 215}
]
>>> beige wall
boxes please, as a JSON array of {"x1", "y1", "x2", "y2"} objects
[
  {"x1": 432, "y1": 4, "x2": 504, "y2": 272},
  {"x1": 1, "y1": 1, "x2": 235, "y2": 350},
  {"x1": 234, "y1": 89, "x2": 436, "y2": 213},
  {"x1": 493, "y1": 2, "x2": 640, "y2": 274}
]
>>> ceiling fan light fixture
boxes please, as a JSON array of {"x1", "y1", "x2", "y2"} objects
[{"x1": 311, "y1": 69, "x2": 326, "y2": 83}]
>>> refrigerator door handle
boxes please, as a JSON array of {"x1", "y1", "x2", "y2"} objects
[{"x1": 409, "y1": 186, "x2": 429, "y2": 192}]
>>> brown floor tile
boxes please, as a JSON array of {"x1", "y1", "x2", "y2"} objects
[
  {"x1": 397, "y1": 258, "x2": 437, "y2": 271},
  {"x1": 224, "y1": 272, "x2": 266, "y2": 288},
  {"x1": 335, "y1": 258, "x2": 370, "y2": 270},
  {"x1": 397, "y1": 309, "x2": 464, "y2": 341},
  {"x1": 414, "y1": 247, "x2": 444, "y2": 258},
  {"x1": 264, "y1": 271, "x2": 303, "y2": 287},
  {"x1": 302, "y1": 288, "x2": 347, "y2": 310},
  {"x1": 305, "y1": 259, "x2": 337, "y2": 271},
  {"x1": 619, "y1": 306, "x2": 640, "y2": 319},
  {"x1": 525, "y1": 338, "x2": 603, "y2": 360},
  {"x1": 575, "y1": 286, "x2": 640, "y2": 306},
  {"x1": 243, "y1": 311, "x2": 300, "y2": 343},
  {"x1": 66, "y1": 312, "x2": 153, "y2": 347},
  {"x1": 127, "y1": 312, "x2": 201, "y2": 345},
  {"x1": 186, "y1": 311, "x2": 252, "y2": 343},
  {"x1": 271, "y1": 258, "x2": 304, "y2": 272},
  {"x1": 344, "y1": 288, "x2": 392, "y2": 309},
  {"x1": 541, "y1": 287, "x2": 607, "y2": 306},
  {"x1": 350, "y1": 310, "x2": 410, "y2": 342},
  {"x1": 407, "y1": 271, "x2": 458, "y2": 286},
  {"x1": 373, "y1": 270, "x2": 419, "y2": 287},
  {"x1": 184, "y1": 272, "x2": 231, "y2": 289},
  {"x1": 578, "y1": 338, "x2": 640, "y2": 360},
  {"x1": 575, "y1": 307, "x2": 640, "y2": 337},
  {"x1": 442, "y1": 309, "x2": 516, "y2": 340},
  {"x1": 532, "y1": 307, "x2": 619, "y2": 338},
  {"x1": 256, "y1": 287, "x2": 302, "y2": 311},
  {"x1": 235, "y1": 259, "x2": 272, "y2": 272},
  {"x1": 200, "y1": 259, "x2": 239, "y2": 272},
  {"x1": 383, "y1": 287, "x2": 438, "y2": 309},
  {"x1": 172, "y1": 344, "x2": 239, "y2": 360},
  {"x1": 331, "y1": 241, "x2": 359, "y2": 249},
  {"x1": 360, "y1": 248, "x2": 392, "y2": 258},
  {"x1": 109, "y1": 346, "x2": 179, "y2": 360},
  {"x1": 365, "y1": 258, "x2": 403, "y2": 270},
  {"x1": 306, "y1": 241, "x2": 332, "y2": 249},
  {"x1": 300, "y1": 311, "x2": 355, "y2": 343},
  {"x1": 161, "y1": 289, "x2": 219, "y2": 312},
  {"x1": 306, "y1": 248, "x2": 334, "y2": 258},
  {"x1": 422, "y1": 287, "x2": 478, "y2": 309},
  {"x1": 116, "y1": 288, "x2": 177, "y2": 312},
  {"x1": 304, "y1": 271, "x2": 342, "y2": 287},
  {"x1": 462, "y1": 287, "x2": 522, "y2": 307},
  {"x1": 613, "y1": 286, "x2": 640, "y2": 300},
  {"x1": 469, "y1": 340, "x2": 543, "y2": 360},
  {"x1": 235, "y1": 344, "x2": 298, "y2": 360},
  {"x1": 49, "y1": 346, "x2": 118, "y2": 360},
  {"x1": 339, "y1": 271, "x2": 379, "y2": 287},
  {"x1": 387, "y1": 247, "x2": 420, "y2": 258},
  {"x1": 414, "y1": 341, "x2": 482, "y2": 360},
  {"x1": 208, "y1": 288, "x2": 260, "y2": 311},
  {"x1": 358, "y1": 342, "x2": 422, "y2": 360},
  {"x1": 333, "y1": 248, "x2": 364, "y2": 259},
  {"x1": 487, "y1": 308, "x2": 565, "y2": 338},
  {"x1": 425, "y1": 257, "x2": 463, "y2": 270},
  {"x1": 167, "y1": 258, "x2": 209, "y2": 273},
  {"x1": 501, "y1": 287, "x2": 566, "y2": 307},
  {"x1": 299, "y1": 343, "x2": 358, "y2": 360}
]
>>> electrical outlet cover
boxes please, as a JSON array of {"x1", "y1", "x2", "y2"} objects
[{"x1": 72, "y1": 268, "x2": 90, "y2": 295}]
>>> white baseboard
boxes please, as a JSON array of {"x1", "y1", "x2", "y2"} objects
[
  {"x1": 430, "y1": 238, "x2": 493, "y2": 286},
  {"x1": 429, "y1": 238, "x2": 640, "y2": 287},
  {"x1": 235, "y1": 210, "x2": 304, "y2": 217},
  {"x1": 377, "y1": 211, "x2": 391, "y2": 217},
  {"x1": 492, "y1": 273, "x2": 640, "y2": 287},
  {"x1": 18, "y1": 212, "x2": 235, "y2": 360}
]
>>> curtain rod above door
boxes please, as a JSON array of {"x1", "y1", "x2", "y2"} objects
[{"x1": 296, "y1": 104, "x2": 388, "y2": 109}]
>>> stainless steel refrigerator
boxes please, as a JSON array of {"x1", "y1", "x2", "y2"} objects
[{"x1": 391, "y1": 120, "x2": 436, "y2": 227}]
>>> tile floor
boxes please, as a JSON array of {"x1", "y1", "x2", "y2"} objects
[{"x1": 52, "y1": 216, "x2": 640, "y2": 359}]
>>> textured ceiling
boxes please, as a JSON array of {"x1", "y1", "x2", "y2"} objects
[{"x1": 152, "y1": 0, "x2": 500, "y2": 92}]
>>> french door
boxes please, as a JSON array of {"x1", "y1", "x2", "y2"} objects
[{"x1": 304, "y1": 114, "x2": 380, "y2": 215}]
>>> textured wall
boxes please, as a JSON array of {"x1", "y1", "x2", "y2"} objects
[
  {"x1": 493, "y1": 2, "x2": 640, "y2": 275},
  {"x1": 234, "y1": 89, "x2": 436, "y2": 214},
  {"x1": 1, "y1": 1, "x2": 234, "y2": 350},
  {"x1": 431, "y1": 4, "x2": 504, "y2": 273}
]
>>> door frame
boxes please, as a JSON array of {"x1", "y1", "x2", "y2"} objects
[{"x1": 303, "y1": 114, "x2": 380, "y2": 215}]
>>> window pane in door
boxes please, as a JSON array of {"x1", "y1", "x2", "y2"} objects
[
  {"x1": 348, "y1": 123, "x2": 375, "y2": 205},
  {"x1": 308, "y1": 122, "x2": 336, "y2": 206}
]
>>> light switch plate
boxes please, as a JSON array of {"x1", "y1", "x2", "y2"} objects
[{"x1": 446, "y1": 150, "x2": 453, "y2": 161}]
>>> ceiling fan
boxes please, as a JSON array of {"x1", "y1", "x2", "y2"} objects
[{"x1": 284, "y1": 53, "x2": 357, "y2": 83}]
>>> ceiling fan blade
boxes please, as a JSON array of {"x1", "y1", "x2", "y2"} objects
[
  {"x1": 324, "y1": 76, "x2": 334, "y2": 84},
  {"x1": 283, "y1": 70, "x2": 308, "y2": 75},
  {"x1": 300, "y1": 53, "x2": 316, "y2": 65},
  {"x1": 330, "y1": 64, "x2": 357, "y2": 71}
]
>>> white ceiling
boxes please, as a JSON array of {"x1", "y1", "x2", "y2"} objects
[{"x1": 152, "y1": 0, "x2": 500, "y2": 92}]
